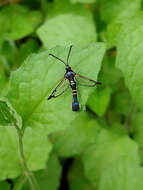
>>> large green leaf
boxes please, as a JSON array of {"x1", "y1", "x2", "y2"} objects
[
  {"x1": 6, "y1": 44, "x2": 105, "y2": 134},
  {"x1": 116, "y1": 13, "x2": 143, "y2": 111},
  {"x1": 37, "y1": 2, "x2": 97, "y2": 48},
  {"x1": 82, "y1": 125, "x2": 143, "y2": 190},
  {"x1": 21, "y1": 154, "x2": 61, "y2": 190},
  {"x1": 0, "y1": 5, "x2": 42, "y2": 41},
  {"x1": 97, "y1": 0, "x2": 141, "y2": 24},
  {"x1": 0, "y1": 125, "x2": 52, "y2": 180},
  {"x1": 52, "y1": 112, "x2": 100, "y2": 157},
  {"x1": 105, "y1": 2, "x2": 141, "y2": 48}
]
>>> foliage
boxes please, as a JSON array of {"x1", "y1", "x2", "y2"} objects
[{"x1": 0, "y1": 0, "x2": 143, "y2": 190}]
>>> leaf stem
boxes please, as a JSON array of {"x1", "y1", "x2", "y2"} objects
[{"x1": 15, "y1": 124, "x2": 39, "y2": 190}]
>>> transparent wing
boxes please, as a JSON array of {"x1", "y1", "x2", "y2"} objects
[
  {"x1": 48, "y1": 78, "x2": 69, "y2": 100},
  {"x1": 75, "y1": 73, "x2": 101, "y2": 87}
]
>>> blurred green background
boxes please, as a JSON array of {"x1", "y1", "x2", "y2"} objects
[{"x1": 0, "y1": 0, "x2": 143, "y2": 190}]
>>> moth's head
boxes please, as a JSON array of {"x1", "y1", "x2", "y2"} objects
[{"x1": 66, "y1": 65, "x2": 72, "y2": 71}]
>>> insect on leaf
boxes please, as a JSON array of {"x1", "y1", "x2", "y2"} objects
[
  {"x1": 76, "y1": 74, "x2": 100, "y2": 87},
  {"x1": 49, "y1": 78, "x2": 70, "y2": 99}
]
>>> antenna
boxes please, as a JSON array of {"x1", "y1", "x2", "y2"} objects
[
  {"x1": 67, "y1": 45, "x2": 73, "y2": 65},
  {"x1": 49, "y1": 53, "x2": 67, "y2": 66},
  {"x1": 49, "y1": 45, "x2": 73, "y2": 66}
]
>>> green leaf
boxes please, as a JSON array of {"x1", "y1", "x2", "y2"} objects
[
  {"x1": 0, "y1": 126, "x2": 21, "y2": 180},
  {"x1": 0, "y1": 5, "x2": 42, "y2": 41},
  {"x1": 82, "y1": 125, "x2": 143, "y2": 190},
  {"x1": 0, "y1": 40, "x2": 18, "y2": 71},
  {"x1": 116, "y1": 13, "x2": 143, "y2": 111},
  {"x1": 6, "y1": 44, "x2": 105, "y2": 134},
  {"x1": 23, "y1": 127, "x2": 52, "y2": 171},
  {"x1": 18, "y1": 39, "x2": 39, "y2": 65},
  {"x1": 0, "y1": 98, "x2": 22, "y2": 128},
  {"x1": 98, "y1": 53, "x2": 122, "y2": 92},
  {"x1": 106, "y1": 19, "x2": 123, "y2": 48},
  {"x1": 87, "y1": 87, "x2": 111, "y2": 116},
  {"x1": 46, "y1": 0, "x2": 95, "y2": 20},
  {"x1": 132, "y1": 112, "x2": 143, "y2": 163},
  {"x1": 68, "y1": 159, "x2": 95, "y2": 190},
  {"x1": 111, "y1": 88, "x2": 132, "y2": 116},
  {"x1": 37, "y1": 4, "x2": 97, "y2": 48},
  {"x1": 22, "y1": 154, "x2": 61, "y2": 190},
  {"x1": 52, "y1": 112, "x2": 100, "y2": 157},
  {"x1": 97, "y1": 0, "x2": 141, "y2": 24},
  {"x1": 0, "y1": 39, "x2": 39, "y2": 71},
  {"x1": 0, "y1": 125, "x2": 52, "y2": 180},
  {"x1": 105, "y1": 1, "x2": 141, "y2": 48},
  {"x1": 0, "y1": 181, "x2": 10, "y2": 190}
]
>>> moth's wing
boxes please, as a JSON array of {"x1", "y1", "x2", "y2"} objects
[
  {"x1": 75, "y1": 73, "x2": 101, "y2": 87},
  {"x1": 48, "y1": 78, "x2": 69, "y2": 100}
]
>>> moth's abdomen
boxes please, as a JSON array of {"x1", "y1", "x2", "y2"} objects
[{"x1": 72, "y1": 101, "x2": 80, "y2": 111}]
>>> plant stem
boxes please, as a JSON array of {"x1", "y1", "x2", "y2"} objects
[
  {"x1": 0, "y1": 56, "x2": 11, "y2": 77},
  {"x1": 13, "y1": 175, "x2": 27, "y2": 190},
  {"x1": 40, "y1": 0, "x2": 47, "y2": 20},
  {"x1": 15, "y1": 125, "x2": 39, "y2": 190}
]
